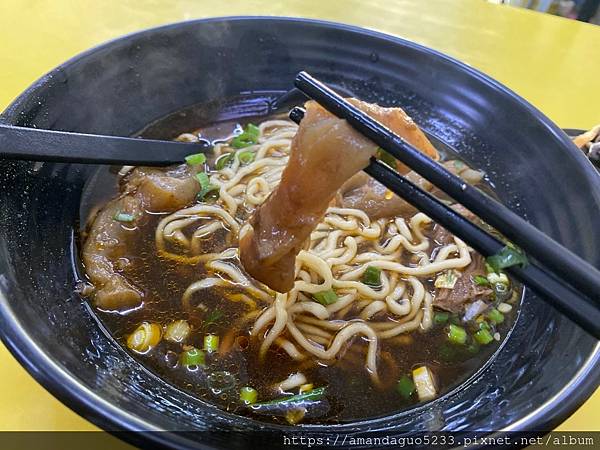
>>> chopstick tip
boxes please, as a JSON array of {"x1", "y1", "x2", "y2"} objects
[{"x1": 289, "y1": 107, "x2": 305, "y2": 124}]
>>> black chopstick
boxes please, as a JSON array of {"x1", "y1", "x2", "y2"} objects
[
  {"x1": 0, "y1": 124, "x2": 209, "y2": 165},
  {"x1": 367, "y1": 160, "x2": 600, "y2": 338},
  {"x1": 289, "y1": 107, "x2": 600, "y2": 338},
  {"x1": 294, "y1": 71, "x2": 600, "y2": 305}
]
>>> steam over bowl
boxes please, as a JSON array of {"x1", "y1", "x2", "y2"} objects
[{"x1": 0, "y1": 17, "x2": 598, "y2": 449}]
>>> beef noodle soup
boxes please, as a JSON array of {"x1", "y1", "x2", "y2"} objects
[{"x1": 78, "y1": 98, "x2": 520, "y2": 425}]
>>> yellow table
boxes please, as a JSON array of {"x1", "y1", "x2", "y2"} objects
[{"x1": 0, "y1": 0, "x2": 598, "y2": 434}]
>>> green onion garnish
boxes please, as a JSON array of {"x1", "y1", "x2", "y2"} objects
[
  {"x1": 203, "y1": 334, "x2": 219, "y2": 353},
  {"x1": 195, "y1": 172, "x2": 219, "y2": 201},
  {"x1": 231, "y1": 136, "x2": 254, "y2": 148},
  {"x1": 487, "y1": 308, "x2": 504, "y2": 325},
  {"x1": 362, "y1": 266, "x2": 382, "y2": 287},
  {"x1": 493, "y1": 282, "x2": 512, "y2": 302},
  {"x1": 180, "y1": 347, "x2": 205, "y2": 366},
  {"x1": 184, "y1": 153, "x2": 206, "y2": 166},
  {"x1": 113, "y1": 211, "x2": 135, "y2": 222},
  {"x1": 376, "y1": 147, "x2": 396, "y2": 167},
  {"x1": 433, "y1": 311, "x2": 449, "y2": 325},
  {"x1": 453, "y1": 160, "x2": 466, "y2": 170},
  {"x1": 231, "y1": 123, "x2": 260, "y2": 149},
  {"x1": 473, "y1": 275, "x2": 490, "y2": 286},
  {"x1": 396, "y1": 375, "x2": 416, "y2": 399},
  {"x1": 448, "y1": 324, "x2": 467, "y2": 345},
  {"x1": 246, "y1": 123, "x2": 259, "y2": 137},
  {"x1": 487, "y1": 272, "x2": 509, "y2": 285},
  {"x1": 474, "y1": 328, "x2": 494, "y2": 345},
  {"x1": 251, "y1": 387, "x2": 325, "y2": 407},
  {"x1": 196, "y1": 172, "x2": 210, "y2": 187},
  {"x1": 479, "y1": 320, "x2": 491, "y2": 331},
  {"x1": 237, "y1": 150, "x2": 256, "y2": 165},
  {"x1": 434, "y1": 270, "x2": 459, "y2": 289},
  {"x1": 240, "y1": 386, "x2": 258, "y2": 405},
  {"x1": 215, "y1": 153, "x2": 234, "y2": 170},
  {"x1": 203, "y1": 309, "x2": 223, "y2": 330},
  {"x1": 312, "y1": 289, "x2": 338, "y2": 305},
  {"x1": 486, "y1": 246, "x2": 528, "y2": 272}
]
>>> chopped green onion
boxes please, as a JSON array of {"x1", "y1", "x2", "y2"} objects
[
  {"x1": 412, "y1": 366, "x2": 437, "y2": 402},
  {"x1": 493, "y1": 282, "x2": 512, "y2": 302},
  {"x1": 203, "y1": 309, "x2": 223, "y2": 330},
  {"x1": 396, "y1": 375, "x2": 416, "y2": 399},
  {"x1": 231, "y1": 136, "x2": 254, "y2": 149},
  {"x1": 127, "y1": 322, "x2": 162, "y2": 353},
  {"x1": 376, "y1": 147, "x2": 396, "y2": 167},
  {"x1": 215, "y1": 152, "x2": 234, "y2": 170},
  {"x1": 181, "y1": 347, "x2": 205, "y2": 366},
  {"x1": 204, "y1": 334, "x2": 220, "y2": 353},
  {"x1": 497, "y1": 302, "x2": 513, "y2": 314},
  {"x1": 113, "y1": 211, "x2": 135, "y2": 222},
  {"x1": 231, "y1": 123, "x2": 260, "y2": 148},
  {"x1": 487, "y1": 272, "x2": 509, "y2": 285},
  {"x1": 486, "y1": 246, "x2": 528, "y2": 272},
  {"x1": 362, "y1": 266, "x2": 382, "y2": 287},
  {"x1": 299, "y1": 383, "x2": 314, "y2": 394},
  {"x1": 474, "y1": 328, "x2": 494, "y2": 345},
  {"x1": 240, "y1": 386, "x2": 258, "y2": 405},
  {"x1": 434, "y1": 270, "x2": 459, "y2": 289},
  {"x1": 251, "y1": 387, "x2": 325, "y2": 407},
  {"x1": 184, "y1": 153, "x2": 206, "y2": 166},
  {"x1": 433, "y1": 311, "x2": 449, "y2": 325},
  {"x1": 479, "y1": 320, "x2": 491, "y2": 331},
  {"x1": 245, "y1": 123, "x2": 259, "y2": 137},
  {"x1": 195, "y1": 172, "x2": 219, "y2": 200},
  {"x1": 453, "y1": 160, "x2": 466, "y2": 170},
  {"x1": 473, "y1": 275, "x2": 490, "y2": 286},
  {"x1": 164, "y1": 320, "x2": 191, "y2": 343},
  {"x1": 487, "y1": 308, "x2": 504, "y2": 325},
  {"x1": 237, "y1": 150, "x2": 255, "y2": 165},
  {"x1": 313, "y1": 289, "x2": 338, "y2": 305},
  {"x1": 196, "y1": 172, "x2": 210, "y2": 187},
  {"x1": 448, "y1": 324, "x2": 467, "y2": 345}
]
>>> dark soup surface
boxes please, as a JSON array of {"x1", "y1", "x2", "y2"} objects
[{"x1": 79, "y1": 97, "x2": 520, "y2": 425}]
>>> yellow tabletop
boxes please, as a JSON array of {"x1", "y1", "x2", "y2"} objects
[{"x1": 0, "y1": 0, "x2": 598, "y2": 434}]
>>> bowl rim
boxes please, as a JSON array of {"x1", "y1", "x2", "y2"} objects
[{"x1": 0, "y1": 15, "x2": 598, "y2": 447}]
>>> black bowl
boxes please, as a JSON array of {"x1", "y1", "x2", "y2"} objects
[{"x1": 0, "y1": 17, "x2": 598, "y2": 449}]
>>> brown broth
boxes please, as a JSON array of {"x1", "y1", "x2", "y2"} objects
[
  {"x1": 87, "y1": 208, "x2": 514, "y2": 423},
  {"x1": 79, "y1": 101, "x2": 519, "y2": 424}
]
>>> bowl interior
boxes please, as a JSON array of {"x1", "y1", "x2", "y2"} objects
[{"x1": 0, "y1": 17, "x2": 598, "y2": 449}]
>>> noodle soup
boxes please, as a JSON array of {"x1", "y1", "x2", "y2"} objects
[{"x1": 79, "y1": 103, "x2": 520, "y2": 425}]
